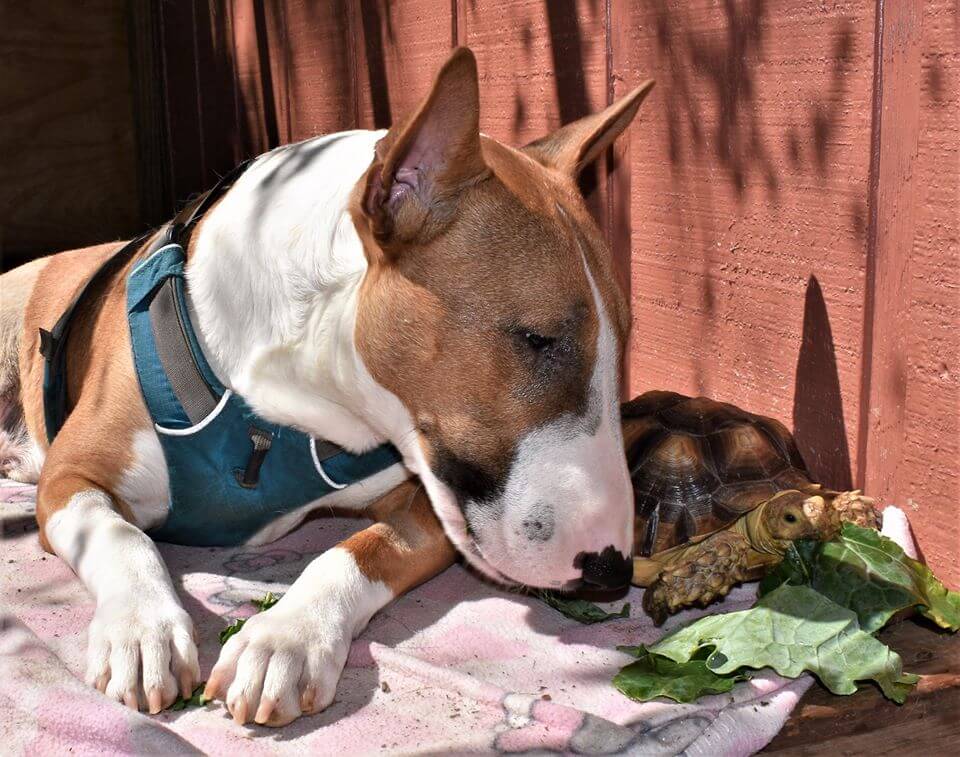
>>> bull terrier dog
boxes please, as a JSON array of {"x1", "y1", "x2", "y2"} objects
[{"x1": 0, "y1": 48, "x2": 653, "y2": 726}]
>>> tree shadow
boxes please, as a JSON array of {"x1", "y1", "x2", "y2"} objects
[
  {"x1": 360, "y1": 0, "x2": 393, "y2": 129},
  {"x1": 544, "y1": 0, "x2": 599, "y2": 209},
  {"x1": 792, "y1": 275, "x2": 852, "y2": 490}
]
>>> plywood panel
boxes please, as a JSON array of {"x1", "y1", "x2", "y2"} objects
[
  {"x1": 624, "y1": 1, "x2": 875, "y2": 495},
  {"x1": 0, "y1": 0, "x2": 140, "y2": 269}
]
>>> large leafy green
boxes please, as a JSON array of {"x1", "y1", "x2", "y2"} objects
[
  {"x1": 761, "y1": 524, "x2": 960, "y2": 633},
  {"x1": 537, "y1": 591, "x2": 631, "y2": 624},
  {"x1": 647, "y1": 584, "x2": 919, "y2": 702},
  {"x1": 614, "y1": 646, "x2": 747, "y2": 702},
  {"x1": 614, "y1": 524, "x2": 959, "y2": 706}
]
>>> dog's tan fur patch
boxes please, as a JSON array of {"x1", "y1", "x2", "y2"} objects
[{"x1": 17, "y1": 241, "x2": 155, "y2": 548}]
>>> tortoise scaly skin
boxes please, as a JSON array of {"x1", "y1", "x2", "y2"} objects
[{"x1": 620, "y1": 391, "x2": 879, "y2": 624}]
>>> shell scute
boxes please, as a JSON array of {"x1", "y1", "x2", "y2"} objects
[{"x1": 623, "y1": 391, "x2": 813, "y2": 556}]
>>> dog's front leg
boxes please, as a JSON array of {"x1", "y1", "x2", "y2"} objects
[
  {"x1": 39, "y1": 474, "x2": 200, "y2": 712},
  {"x1": 204, "y1": 480, "x2": 455, "y2": 726}
]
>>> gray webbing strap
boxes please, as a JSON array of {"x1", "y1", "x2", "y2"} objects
[
  {"x1": 313, "y1": 438, "x2": 343, "y2": 463},
  {"x1": 148, "y1": 278, "x2": 219, "y2": 424}
]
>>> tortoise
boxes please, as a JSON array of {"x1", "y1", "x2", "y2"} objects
[{"x1": 620, "y1": 390, "x2": 878, "y2": 623}]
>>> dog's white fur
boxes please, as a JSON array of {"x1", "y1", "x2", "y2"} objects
[{"x1": 46, "y1": 490, "x2": 200, "y2": 708}]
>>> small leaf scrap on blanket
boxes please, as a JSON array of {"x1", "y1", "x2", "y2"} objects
[
  {"x1": 615, "y1": 525, "x2": 960, "y2": 705},
  {"x1": 169, "y1": 684, "x2": 211, "y2": 711},
  {"x1": 537, "y1": 591, "x2": 630, "y2": 624},
  {"x1": 219, "y1": 591, "x2": 284, "y2": 644}
]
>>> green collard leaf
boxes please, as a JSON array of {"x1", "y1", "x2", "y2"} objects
[
  {"x1": 537, "y1": 591, "x2": 631, "y2": 624},
  {"x1": 761, "y1": 525, "x2": 960, "y2": 633},
  {"x1": 648, "y1": 584, "x2": 919, "y2": 703},
  {"x1": 614, "y1": 646, "x2": 746, "y2": 703},
  {"x1": 759, "y1": 540, "x2": 818, "y2": 596},
  {"x1": 219, "y1": 592, "x2": 285, "y2": 645},
  {"x1": 219, "y1": 618, "x2": 246, "y2": 645},
  {"x1": 168, "y1": 683, "x2": 210, "y2": 711},
  {"x1": 252, "y1": 591, "x2": 282, "y2": 612}
]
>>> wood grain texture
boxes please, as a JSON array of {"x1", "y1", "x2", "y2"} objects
[
  {"x1": 0, "y1": 0, "x2": 140, "y2": 269},
  {"x1": 623, "y1": 1, "x2": 875, "y2": 500}
]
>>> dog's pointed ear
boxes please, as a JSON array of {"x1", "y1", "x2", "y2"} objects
[
  {"x1": 523, "y1": 80, "x2": 655, "y2": 177},
  {"x1": 361, "y1": 47, "x2": 488, "y2": 247}
]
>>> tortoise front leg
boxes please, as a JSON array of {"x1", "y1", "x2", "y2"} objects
[{"x1": 637, "y1": 530, "x2": 756, "y2": 625}]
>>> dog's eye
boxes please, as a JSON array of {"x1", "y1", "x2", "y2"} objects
[
  {"x1": 522, "y1": 331, "x2": 555, "y2": 352},
  {"x1": 784, "y1": 513, "x2": 797, "y2": 523}
]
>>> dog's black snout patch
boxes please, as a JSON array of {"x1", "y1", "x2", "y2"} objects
[{"x1": 576, "y1": 546, "x2": 632, "y2": 590}]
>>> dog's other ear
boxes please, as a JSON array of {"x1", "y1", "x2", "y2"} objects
[
  {"x1": 523, "y1": 80, "x2": 655, "y2": 177},
  {"x1": 362, "y1": 47, "x2": 488, "y2": 247}
]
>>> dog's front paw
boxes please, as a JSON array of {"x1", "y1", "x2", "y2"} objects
[
  {"x1": 86, "y1": 595, "x2": 200, "y2": 713},
  {"x1": 204, "y1": 601, "x2": 350, "y2": 727}
]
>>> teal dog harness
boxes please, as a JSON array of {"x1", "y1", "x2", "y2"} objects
[{"x1": 40, "y1": 162, "x2": 402, "y2": 546}]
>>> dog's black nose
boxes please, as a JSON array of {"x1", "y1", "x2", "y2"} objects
[{"x1": 577, "y1": 546, "x2": 632, "y2": 590}]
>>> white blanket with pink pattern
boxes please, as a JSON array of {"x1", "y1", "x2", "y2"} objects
[{"x1": 2, "y1": 479, "x2": 911, "y2": 755}]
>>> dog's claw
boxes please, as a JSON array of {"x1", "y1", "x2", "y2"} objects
[
  {"x1": 179, "y1": 671, "x2": 194, "y2": 699},
  {"x1": 255, "y1": 697, "x2": 276, "y2": 725},
  {"x1": 232, "y1": 698, "x2": 248, "y2": 725},
  {"x1": 147, "y1": 688, "x2": 163, "y2": 715},
  {"x1": 300, "y1": 685, "x2": 317, "y2": 714},
  {"x1": 123, "y1": 691, "x2": 139, "y2": 711}
]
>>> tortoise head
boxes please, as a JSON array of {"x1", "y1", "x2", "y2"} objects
[{"x1": 760, "y1": 491, "x2": 824, "y2": 541}]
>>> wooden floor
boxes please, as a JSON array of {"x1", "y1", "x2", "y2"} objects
[{"x1": 763, "y1": 619, "x2": 960, "y2": 755}]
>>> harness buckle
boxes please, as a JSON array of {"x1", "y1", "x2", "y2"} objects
[{"x1": 236, "y1": 426, "x2": 273, "y2": 488}]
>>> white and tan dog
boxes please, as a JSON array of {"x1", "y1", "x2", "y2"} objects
[{"x1": 0, "y1": 49, "x2": 653, "y2": 726}]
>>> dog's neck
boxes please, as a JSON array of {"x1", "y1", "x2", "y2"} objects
[{"x1": 183, "y1": 130, "x2": 416, "y2": 457}]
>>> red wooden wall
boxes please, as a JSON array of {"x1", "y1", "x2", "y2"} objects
[{"x1": 148, "y1": 0, "x2": 956, "y2": 584}]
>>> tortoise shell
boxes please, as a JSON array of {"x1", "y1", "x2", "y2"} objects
[{"x1": 622, "y1": 391, "x2": 812, "y2": 557}]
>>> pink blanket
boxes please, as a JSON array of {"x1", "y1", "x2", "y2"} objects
[{"x1": 7, "y1": 478, "x2": 902, "y2": 755}]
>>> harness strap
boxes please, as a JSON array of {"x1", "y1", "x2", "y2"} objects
[
  {"x1": 148, "y1": 278, "x2": 219, "y2": 423},
  {"x1": 145, "y1": 160, "x2": 254, "y2": 426},
  {"x1": 40, "y1": 159, "x2": 254, "y2": 443},
  {"x1": 39, "y1": 231, "x2": 153, "y2": 443}
]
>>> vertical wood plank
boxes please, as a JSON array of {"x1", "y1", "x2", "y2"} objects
[
  {"x1": 857, "y1": 1, "x2": 923, "y2": 522},
  {"x1": 158, "y1": 0, "x2": 206, "y2": 203},
  {"x1": 607, "y1": 0, "x2": 636, "y2": 390},
  {"x1": 860, "y1": 0, "x2": 959, "y2": 586},
  {"x1": 128, "y1": 0, "x2": 172, "y2": 228}
]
